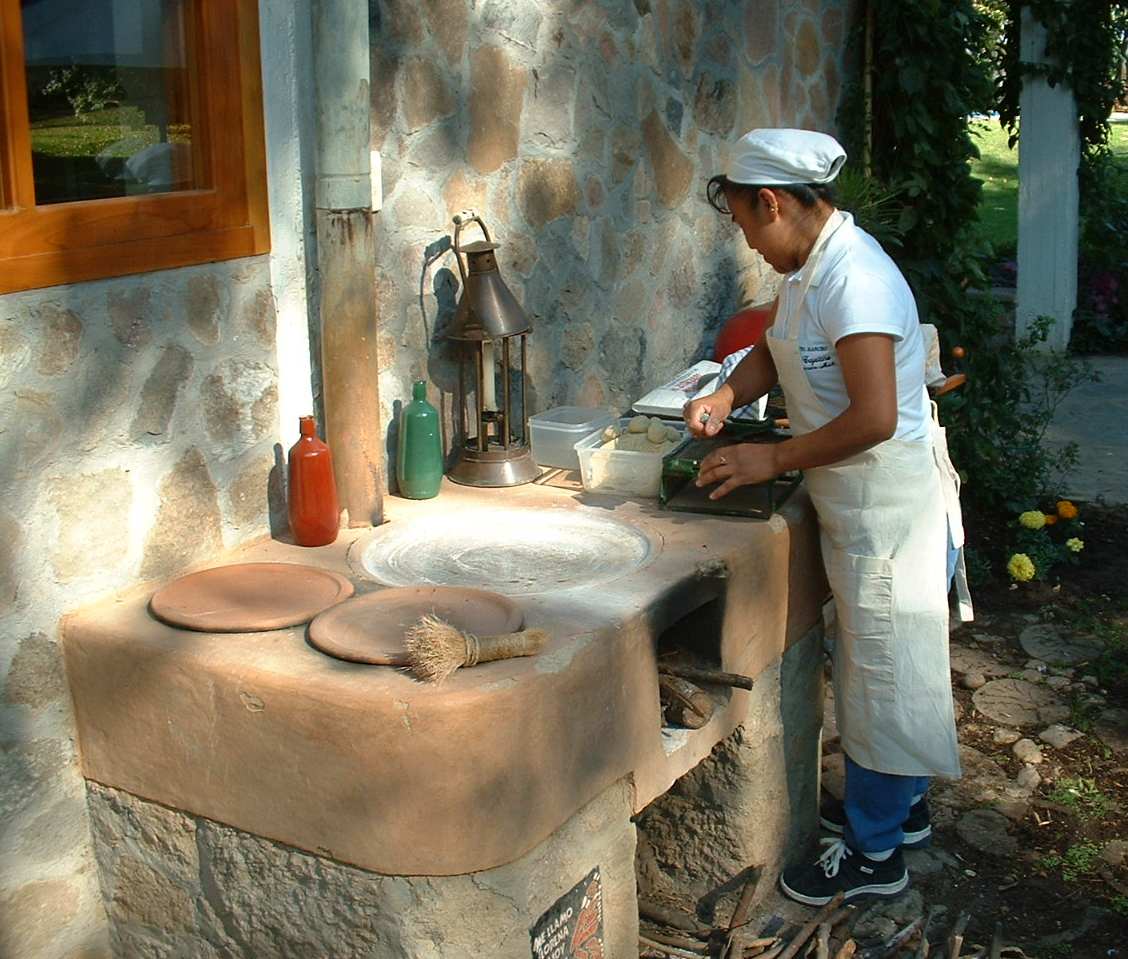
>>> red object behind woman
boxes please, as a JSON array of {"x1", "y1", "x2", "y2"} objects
[
  {"x1": 713, "y1": 306, "x2": 773, "y2": 362},
  {"x1": 287, "y1": 416, "x2": 340, "y2": 546}
]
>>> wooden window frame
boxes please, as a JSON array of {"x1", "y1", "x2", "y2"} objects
[{"x1": 0, "y1": 1, "x2": 269, "y2": 295}]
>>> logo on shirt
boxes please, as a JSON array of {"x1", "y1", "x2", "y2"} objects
[{"x1": 800, "y1": 342, "x2": 836, "y2": 371}]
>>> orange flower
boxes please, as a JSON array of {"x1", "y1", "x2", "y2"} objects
[
  {"x1": 1056, "y1": 500, "x2": 1078, "y2": 520},
  {"x1": 1043, "y1": 514, "x2": 1058, "y2": 526}
]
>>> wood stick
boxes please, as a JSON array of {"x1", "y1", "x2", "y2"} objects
[
  {"x1": 728, "y1": 866, "x2": 765, "y2": 931},
  {"x1": 727, "y1": 934, "x2": 781, "y2": 959},
  {"x1": 642, "y1": 929, "x2": 710, "y2": 952},
  {"x1": 638, "y1": 900, "x2": 706, "y2": 935},
  {"x1": 659, "y1": 664, "x2": 755, "y2": 690},
  {"x1": 874, "y1": 917, "x2": 921, "y2": 958},
  {"x1": 947, "y1": 911, "x2": 970, "y2": 959},
  {"x1": 638, "y1": 934, "x2": 707, "y2": 958},
  {"x1": 778, "y1": 893, "x2": 846, "y2": 959},
  {"x1": 817, "y1": 923, "x2": 831, "y2": 959},
  {"x1": 832, "y1": 941, "x2": 857, "y2": 959},
  {"x1": 989, "y1": 923, "x2": 1004, "y2": 959},
  {"x1": 914, "y1": 905, "x2": 942, "y2": 959},
  {"x1": 659, "y1": 674, "x2": 715, "y2": 729}
]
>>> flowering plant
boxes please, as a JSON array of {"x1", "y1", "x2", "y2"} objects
[{"x1": 1006, "y1": 498, "x2": 1085, "y2": 582}]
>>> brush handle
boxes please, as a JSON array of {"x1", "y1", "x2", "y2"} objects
[{"x1": 473, "y1": 628, "x2": 550, "y2": 664}]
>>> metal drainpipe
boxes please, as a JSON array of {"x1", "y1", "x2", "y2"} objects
[{"x1": 312, "y1": 0, "x2": 383, "y2": 527}]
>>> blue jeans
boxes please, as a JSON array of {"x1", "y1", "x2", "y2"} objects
[
  {"x1": 837, "y1": 523, "x2": 957, "y2": 853},
  {"x1": 844, "y1": 754, "x2": 929, "y2": 853}
]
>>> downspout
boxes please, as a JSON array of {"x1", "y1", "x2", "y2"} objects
[
  {"x1": 863, "y1": 0, "x2": 874, "y2": 177},
  {"x1": 312, "y1": 0, "x2": 384, "y2": 526}
]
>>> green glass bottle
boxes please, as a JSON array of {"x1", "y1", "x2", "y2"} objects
[{"x1": 396, "y1": 380, "x2": 443, "y2": 499}]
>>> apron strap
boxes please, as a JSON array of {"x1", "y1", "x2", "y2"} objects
[{"x1": 783, "y1": 210, "x2": 847, "y2": 340}]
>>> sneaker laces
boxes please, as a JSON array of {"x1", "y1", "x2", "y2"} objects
[{"x1": 816, "y1": 838, "x2": 851, "y2": 878}]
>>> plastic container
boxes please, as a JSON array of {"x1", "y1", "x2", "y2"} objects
[
  {"x1": 528, "y1": 407, "x2": 618, "y2": 470},
  {"x1": 287, "y1": 416, "x2": 340, "y2": 546},
  {"x1": 575, "y1": 417, "x2": 687, "y2": 498},
  {"x1": 396, "y1": 380, "x2": 443, "y2": 499}
]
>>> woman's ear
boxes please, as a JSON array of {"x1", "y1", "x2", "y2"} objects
[{"x1": 757, "y1": 187, "x2": 780, "y2": 221}]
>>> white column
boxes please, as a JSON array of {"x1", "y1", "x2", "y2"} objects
[
  {"x1": 1016, "y1": 5, "x2": 1080, "y2": 352},
  {"x1": 260, "y1": 0, "x2": 316, "y2": 446}
]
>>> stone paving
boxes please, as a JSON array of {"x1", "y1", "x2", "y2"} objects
[
  {"x1": 675, "y1": 614, "x2": 1128, "y2": 957},
  {"x1": 1044, "y1": 355, "x2": 1128, "y2": 504}
]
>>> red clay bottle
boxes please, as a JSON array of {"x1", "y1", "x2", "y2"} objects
[{"x1": 287, "y1": 416, "x2": 340, "y2": 546}]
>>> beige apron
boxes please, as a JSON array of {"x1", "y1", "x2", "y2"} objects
[
  {"x1": 767, "y1": 213, "x2": 961, "y2": 778},
  {"x1": 931, "y1": 400, "x2": 974, "y2": 623}
]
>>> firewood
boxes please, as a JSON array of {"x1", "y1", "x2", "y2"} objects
[
  {"x1": 816, "y1": 923, "x2": 831, "y2": 959},
  {"x1": 947, "y1": 912, "x2": 970, "y2": 959},
  {"x1": 989, "y1": 923, "x2": 1004, "y2": 959},
  {"x1": 777, "y1": 893, "x2": 846, "y2": 959},
  {"x1": 641, "y1": 929, "x2": 710, "y2": 953},
  {"x1": 659, "y1": 665, "x2": 755, "y2": 690},
  {"x1": 638, "y1": 934, "x2": 707, "y2": 958},
  {"x1": 727, "y1": 866, "x2": 765, "y2": 931},
  {"x1": 638, "y1": 900, "x2": 707, "y2": 936}
]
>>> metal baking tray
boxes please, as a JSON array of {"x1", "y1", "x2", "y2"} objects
[{"x1": 659, "y1": 427, "x2": 801, "y2": 519}]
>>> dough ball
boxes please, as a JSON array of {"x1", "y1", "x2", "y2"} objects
[
  {"x1": 628, "y1": 415, "x2": 650, "y2": 434},
  {"x1": 665, "y1": 426, "x2": 680, "y2": 442},
  {"x1": 646, "y1": 421, "x2": 667, "y2": 445}
]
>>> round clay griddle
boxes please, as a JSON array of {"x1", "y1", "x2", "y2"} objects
[
  {"x1": 307, "y1": 586, "x2": 523, "y2": 665},
  {"x1": 150, "y1": 563, "x2": 355, "y2": 632}
]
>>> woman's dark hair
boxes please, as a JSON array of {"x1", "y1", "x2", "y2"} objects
[{"x1": 706, "y1": 174, "x2": 835, "y2": 215}]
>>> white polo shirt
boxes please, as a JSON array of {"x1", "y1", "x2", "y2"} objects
[{"x1": 776, "y1": 213, "x2": 929, "y2": 442}]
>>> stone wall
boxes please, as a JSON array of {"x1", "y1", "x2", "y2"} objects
[
  {"x1": 86, "y1": 778, "x2": 638, "y2": 959},
  {"x1": 369, "y1": 0, "x2": 853, "y2": 462},
  {"x1": 0, "y1": 260, "x2": 281, "y2": 958}
]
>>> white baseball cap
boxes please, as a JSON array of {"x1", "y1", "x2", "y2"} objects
[{"x1": 728, "y1": 128, "x2": 847, "y2": 185}]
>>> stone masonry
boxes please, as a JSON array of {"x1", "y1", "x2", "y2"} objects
[
  {"x1": 369, "y1": 0, "x2": 853, "y2": 476},
  {"x1": 0, "y1": 260, "x2": 281, "y2": 958},
  {"x1": 86, "y1": 777, "x2": 638, "y2": 959},
  {"x1": 2, "y1": 1, "x2": 852, "y2": 952}
]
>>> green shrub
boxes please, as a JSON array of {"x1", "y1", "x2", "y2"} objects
[
  {"x1": 938, "y1": 315, "x2": 1097, "y2": 514},
  {"x1": 1072, "y1": 148, "x2": 1128, "y2": 353}
]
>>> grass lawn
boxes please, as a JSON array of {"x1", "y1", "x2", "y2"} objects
[{"x1": 970, "y1": 118, "x2": 1128, "y2": 256}]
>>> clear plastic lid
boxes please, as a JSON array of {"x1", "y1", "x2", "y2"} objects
[{"x1": 528, "y1": 407, "x2": 617, "y2": 433}]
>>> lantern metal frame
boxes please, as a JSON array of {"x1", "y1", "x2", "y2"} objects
[{"x1": 445, "y1": 211, "x2": 540, "y2": 488}]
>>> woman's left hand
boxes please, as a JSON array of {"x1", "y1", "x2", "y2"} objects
[{"x1": 695, "y1": 443, "x2": 780, "y2": 500}]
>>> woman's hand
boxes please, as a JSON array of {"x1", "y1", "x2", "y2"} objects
[
  {"x1": 695, "y1": 443, "x2": 779, "y2": 499},
  {"x1": 683, "y1": 386, "x2": 734, "y2": 438}
]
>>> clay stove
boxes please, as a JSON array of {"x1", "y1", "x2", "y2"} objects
[{"x1": 63, "y1": 480, "x2": 828, "y2": 957}]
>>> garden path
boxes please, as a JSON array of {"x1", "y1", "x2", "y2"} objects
[{"x1": 1044, "y1": 356, "x2": 1128, "y2": 504}]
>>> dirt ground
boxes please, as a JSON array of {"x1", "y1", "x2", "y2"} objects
[
  {"x1": 640, "y1": 504, "x2": 1128, "y2": 958},
  {"x1": 916, "y1": 503, "x2": 1128, "y2": 957}
]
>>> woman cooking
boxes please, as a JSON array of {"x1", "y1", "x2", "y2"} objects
[{"x1": 684, "y1": 128, "x2": 967, "y2": 906}]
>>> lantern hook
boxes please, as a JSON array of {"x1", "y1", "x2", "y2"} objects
[{"x1": 452, "y1": 210, "x2": 493, "y2": 288}]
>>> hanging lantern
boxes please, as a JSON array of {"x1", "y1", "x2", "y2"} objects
[{"x1": 445, "y1": 211, "x2": 539, "y2": 488}]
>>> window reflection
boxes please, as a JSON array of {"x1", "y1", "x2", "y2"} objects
[{"x1": 21, "y1": 0, "x2": 196, "y2": 205}]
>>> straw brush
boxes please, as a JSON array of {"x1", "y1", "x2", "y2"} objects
[{"x1": 405, "y1": 614, "x2": 549, "y2": 683}]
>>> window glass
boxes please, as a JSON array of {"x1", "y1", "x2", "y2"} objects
[{"x1": 21, "y1": 0, "x2": 197, "y2": 205}]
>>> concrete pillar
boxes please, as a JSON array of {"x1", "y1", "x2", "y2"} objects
[
  {"x1": 1016, "y1": 4, "x2": 1080, "y2": 352},
  {"x1": 313, "y1": 0, "x2": 384, "y2": 526}
]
